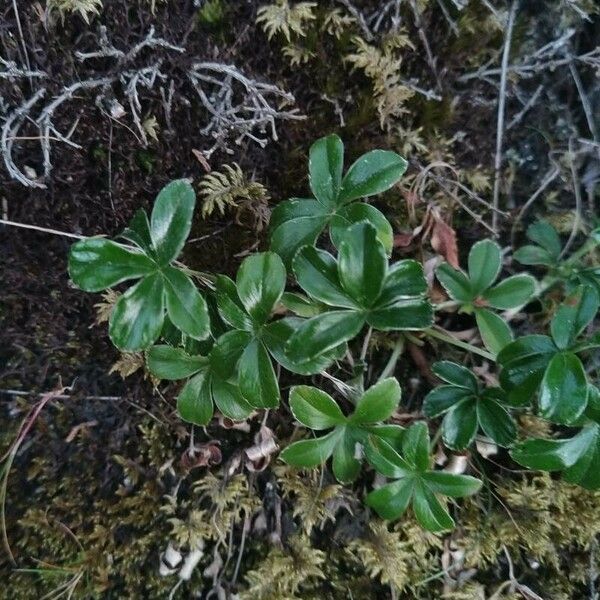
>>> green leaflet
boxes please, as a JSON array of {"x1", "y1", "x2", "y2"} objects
[
  {"x1": 281, "y1": 379, "x2": 403, "y2": 483},
  {"x1": 365, "y1": 424, "x2": 482, "y2": 531}
]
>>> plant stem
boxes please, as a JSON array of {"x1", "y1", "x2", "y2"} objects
[
  {"x1": 425, "y1": 327, "x2": 495, "y2": 361},
  {"x1": 359, "y1": 326, "x2": 373, "y2": 362},
  {"x1": 377, "y1": 337, "x2": 405, "y2": 382}
]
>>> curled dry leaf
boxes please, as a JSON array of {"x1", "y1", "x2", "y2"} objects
[
  {"x1": 430, "y1": 208, "x2": 459, "y2": 268},
  {"x1": 159, "y1": 542, "x2": 183, "y2": 576},
  {"x1": 443, "y1": 454, "x2": 468, "y2": 474},
  {"x1": 217, "y1": 415, "x2": 253, "y2": 431},
  {"x1": 180, "y1": 441, "x2": 222, "y2": 471},
  {"x1": 245, "y1": 425, "x2": 279, "y2": 472},
  {"x1": 475, "y1": 438, "x2": 498, "y2": 458}
]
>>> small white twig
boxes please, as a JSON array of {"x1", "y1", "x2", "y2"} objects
[{"x1": 492, "y1": 0, "x2": 518, "y2": 235}]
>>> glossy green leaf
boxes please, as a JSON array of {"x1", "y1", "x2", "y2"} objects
[
  {"x1": 150, "y1": 179, "x2": 195, "y2": 265},
  {"x1": 238, "y1": 339, "x2": 279, "y2": 408},
  {"x1": 339, "y1": 150, "x2": 407, "y2": 203},
  {"x1": 289, "y1": 386, "x2": 345, "y2": 429},
  {"x1": 365, "y1": 435, "x2": 411, "y2": 478},
  {"x1": 477, "y1": 397, "x2": 516, "y2": 447},
  {"x1": 68, "y1": 238, "x2": 155, "y2": 292},
  {"x1": 108, "y1": 273, "x2": 165, "y2": 350},
  {"x1": 366, "y1": 478, "x2": 414, "y2": 520},
  {"x1": 280, "y1": 292, "x2": 324, "y2": 317},
  {"x1": 146, "y1": 345, "x2": 207, "y2": 380},
  {"x1": 262, "y1": 318, "x2": 345, "y2": 375},
  {"x1": 422, "y1": 471, "x2": 482, "y2": 498},
  {"x1": 475, "y1": 307, "x2": 513, "y2": 355},
  {"x1": 563, "y1": 424, "x2": 600, "y2": 490},
  {"x1": 527, "y1": 220, "x2": 561, "y2": 257},
  {"x1": 120, "y1": 209, "x2": 154, "y2": 256},
  {"x1": 280, "y1": 430, "x2": 341, "y2": 467},
  {"x1": 236, "y1": 252, "x2": 286, "y2": 325},
  {"x1": 377, "y1": 260, "x2": 427, "y2": 306},
  {"x1": 442, "y1": 399, "x2": 478, "y2": 450},
  {"x1": 210, "y1": 330, "x2": 252, "y2": 380},
  {"x1": 412, "y1": 481, "x2": 454, "y2": 532},
  {"x1": 293, "y1": 246, "x2": 357, "y2": 308},
  {"x1": 285, "y1": 310, "x2": 365, "y2": 363},
  {"x1": 350, "y1": 378, "x2": 401, "y2": 424},
  {"x1": 436, "y1": 264, "x2": 473, "y2": 303},
  {"x1": 367, "y1": 298, "x2": 433, "y2": 330},
  {"x1": 269, "y1": 199, "x2": 329, "y2": 266},
  {"x1": 211, "y1": 378, "x2": 253, "y2": 421},
  {"x1": 422, "y1": 386, "x2": 473, "y2": 418},
  {"x1": 216, "y1": 275, "x2": 254, "y2": 331},
  {"x1": 402, "y1": 422, "x2": 430, "y2": 471},
  {"x1": 178, "y1": 371, "x2": 213, "y2": 425},
  {"x1": 468, "y1": 240, "x2": 502, "y2": 294},
  {"x1": 482, "y1": 274, "x2": 535, "y2": 309},
  {"x1": 329, "y1": 203, "x2": 393, "y2": 255},
  {"x1": 550, "y1": 286, "x2": 599, "y2": 350},
  {"x1": 163, "y1": 267, "x2": 210, "y2": 340},
  {"x1": 510, "y1": 426, "x2": 597, "y2": 471},
  {"x1": 539, "y1": 352, "x2": 588, "y2": 424},
  {"x1": 309, "y1": 134, "x2": 344, "y2": 206},
  {"x1": 332, "y1": 430, "x2": 361, "y2": 483},
  {"x1": 513, "y1": 245, "x2": 554, "y2": 266},
  {"x1": 432, "y1": 361, "x2": 478, "y2": 392},
  {"x1": 364, "y1": 425, "x2": 405, "y2": 450},
  {"x1": 338, "y1": 222, "x2": 387, "y2": 307}
]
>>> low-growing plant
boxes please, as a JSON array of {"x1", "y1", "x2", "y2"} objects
[{"x1": 68, "y1": 134, "x2": 600, "y2": 535}]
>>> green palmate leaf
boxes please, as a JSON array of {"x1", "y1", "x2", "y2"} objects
[
  {"x1": 163, "y1": 267, "x2": 210, "y2": 340},
  {"x1": 563, "y1": 424, "x2": 600, "y2": 490},
  {"x1": 269, "y1": 199, "x2": 329, "y2": 266},
  {"x1": 364, "y1": 424, "x2": 405, "y2": 447},
  {"x1": 216, "y1": 275, "x2": 254, "y2": 331},
  {"x1": 178, "y1": 371, "x2": 213, "y2": 425},
  {"x1": 412, "y1": 481, "x2": 454, "y2": 532},
  {"x1": 285, "y1": 310, "x2": 365, "y2": 363},
  {"x1": 482, "y1": 274, "x2": 535, "y2": 309},
  {"x1": 550, "y1": 285, "x2": 599, "y2": 350},
  {"x1": 366, "y1": 298, "x2": 433, "y2": 330},
  {"x1": 468, "y1": 240, "x2": 502, "y2": 294},
  {"x1": 435, "y1": 264, "x2": 473, "y2": 303},
  {"x1": 441, "y1": 399, "x2": 478, "y2": 450},
  {"x1": 421, "y1": 471, "x2": 482, "y2": 497},
  {"x1": 513, "y1": 245, "x2": 555, "y2": 266},
  {"x1": 150, "y1": 179, "x2": 196, "y2": 265},
  {"x1": 422, "y1": 386, "x2": 473, "y2": 417},
  {"x1": 293, "y1": 246, "x2": 357, "y2": 308},
  {"x1": 498, "y1": 334, "x2": 557, "y2": 405},
  {"x1": 108, "y1": 272, "x2": 165, "y2": 350},
  {"x1": 366, "y1": 478, "x2": 415, "y2": 520},
  {"x1": 280, "y1": 292, "x2": 324, "y2": 317},
  {"x1": 329, "y1": 203, "x2": 393, "y2": 255},
  {"x1": 210, "y1": 330, "x2": 252, "y2": 379},
  {"x1": 476, "y1": 395, "x2": 516, "y2": 447},
  {"x1": 120, "y1": 208, "x2": 154, "y2": 255},
  {"x1": 475, "y1": 307, "x2": 513, "y2": 355},
  {"x1": 350, "y1": 378, "x2": 401, "y2": 424},
  {"x1": 309, "y1": 134, "x2": 344, "y2": 206},
  {"x1": 539, "y1": 352, "x2": 588, "y2": 424},
  {"x1": 432, "y1": 361, "x2": 478, "y2": 392},
  {"x1": 527, "y1": 220, "x2": 562, "y2": 257},
  {"x1": 378, "y1": 260, "x2": 427, "y2": 305},
  {"x1": 289, "y1": 386, "x2": 346, "y2": 429},
  {"x1": 338, "y1": 150, "x2": 407, "y2": 203},
  {"x1": 236, "y1": 251, "x2": 286, "y2": 324},
  {"x1": 338, "y1": 222, "x2": 387, "y2": 307},
  {"x1": 510, "y1": 426, "x2": 596, "y2": 472},
  {"x1": 212, "y1": 378, "x2": 254, "y2": 421},
  {"x1": 402, "y1": 421, "x2": 430, "y2": 471},
  {"x1": 332, "y1": 430, "x2": 361, "y2": 483},
  {"x1": 280, "y1": 429, "x2": 341, "y2": 468},
  {"x1": 262, "y1": 318, "x2": 345, "y2": 375},
  {"x1": 146, "y1": 345, "x2": 207, "y2": 379},
  {"x1": 238, "y1": 338, "x2": 279, "y2": 408},
  {"x1": 364, "y1": 436, "x2": 411, "y2": 478},
  {"x1": 68, "y1": 238, "x2": 155, "y2": 292}
]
